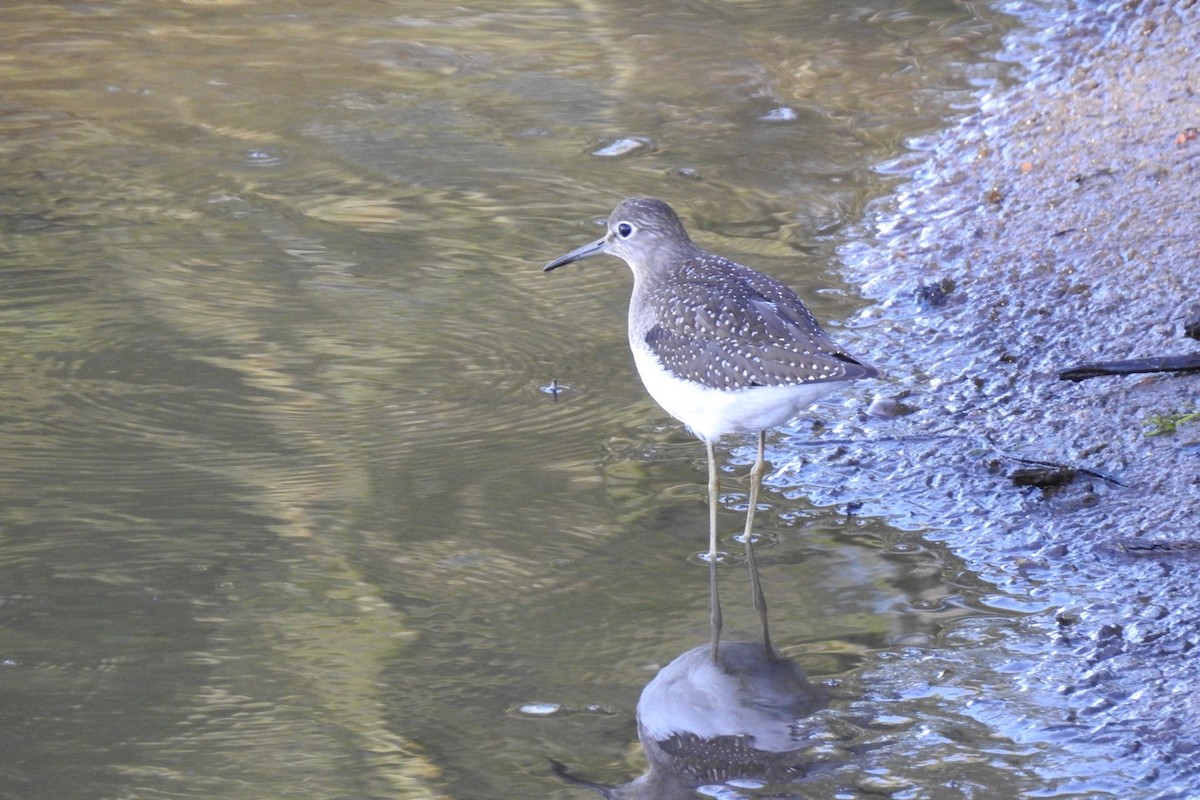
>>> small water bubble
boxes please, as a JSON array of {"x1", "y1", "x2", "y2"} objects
[
  {"x1": 668, "y1": 166, "x2": 703, "y2": 181},
  {"x1": 762, "y1": 107, "x2": 798, "y2": 121},
  {"x1": 243, "y1": 149, "x2": 286, "y2": 167},
  {"x1": 592, "y1": 137, "x2": 651, "y2": 157},
  {"x1": 725, "y1": 778, "x2": 765, "y2": 789},
  {"x1": 516, "y1": 702, "x2": 562, "y2": 717}
]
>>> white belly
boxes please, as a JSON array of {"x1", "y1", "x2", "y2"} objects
[{"x1": 631, "y1": 346, "x2": 841, "y2": 443}]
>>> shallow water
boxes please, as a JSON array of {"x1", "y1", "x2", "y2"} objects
[{"x1": 0, "y1": 2, "x2": 1112, "y2": 798}]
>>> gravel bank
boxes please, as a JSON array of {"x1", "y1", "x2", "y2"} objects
[{"x1": 811, "y1": 1, "x2": 1199, "y2": 793}]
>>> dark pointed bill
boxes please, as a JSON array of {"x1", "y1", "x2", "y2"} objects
[{"x1": 543, "y1": 236, "x2": 609, "y2": 271}]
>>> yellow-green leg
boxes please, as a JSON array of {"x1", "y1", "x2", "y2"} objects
[
  {"x1": 707, "y1": 438, "x2": 722, "y2": 661},
  {"x1": 742, "y1": 431, "x2": 772, "y2": 654}
]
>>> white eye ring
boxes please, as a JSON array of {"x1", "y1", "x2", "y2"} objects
[{"x1": 616, "y1": 221, "x2": 635, "y2": 238}]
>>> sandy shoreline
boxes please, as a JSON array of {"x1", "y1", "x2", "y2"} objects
[{"x1": 811, "y1": 0, "x2": 1199, "y2": 792}]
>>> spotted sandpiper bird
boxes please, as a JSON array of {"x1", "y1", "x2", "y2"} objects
[{"x1": 544, "y1": 197, "x2": 876, "y2": 660}]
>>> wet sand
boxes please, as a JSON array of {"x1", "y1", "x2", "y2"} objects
[{"x1": 833, "y1": 0, "x2": 1199, "y2": 789}]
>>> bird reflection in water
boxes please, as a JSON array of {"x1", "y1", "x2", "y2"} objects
[{"x1": 551, "y1": 638, "x2": 832, "y2": 797}]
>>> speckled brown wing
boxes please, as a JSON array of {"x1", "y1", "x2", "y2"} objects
[{"x1": 640, "y1": 254, "x2": 876, "y2": 391}]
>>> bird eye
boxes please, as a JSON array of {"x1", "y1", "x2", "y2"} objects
[{"x1": 616, "y1": 222, "x2": 634, "y2": 238}]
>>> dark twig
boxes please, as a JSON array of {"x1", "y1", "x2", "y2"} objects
[{"x1": 1058, "y1": 354, "x2": 1200, "y2": 382}]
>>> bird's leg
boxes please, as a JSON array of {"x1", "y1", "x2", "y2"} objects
[
  {"x1": 707, "y1": 438, "x2": 722, "y2": 661},
  {"x1": 742, "y1": 430, "x2": 772, "y2": 654}
]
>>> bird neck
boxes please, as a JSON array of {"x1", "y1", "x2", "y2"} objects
[{"x1": 628, "y1": 241, "x2": 701, "y2": 288}]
